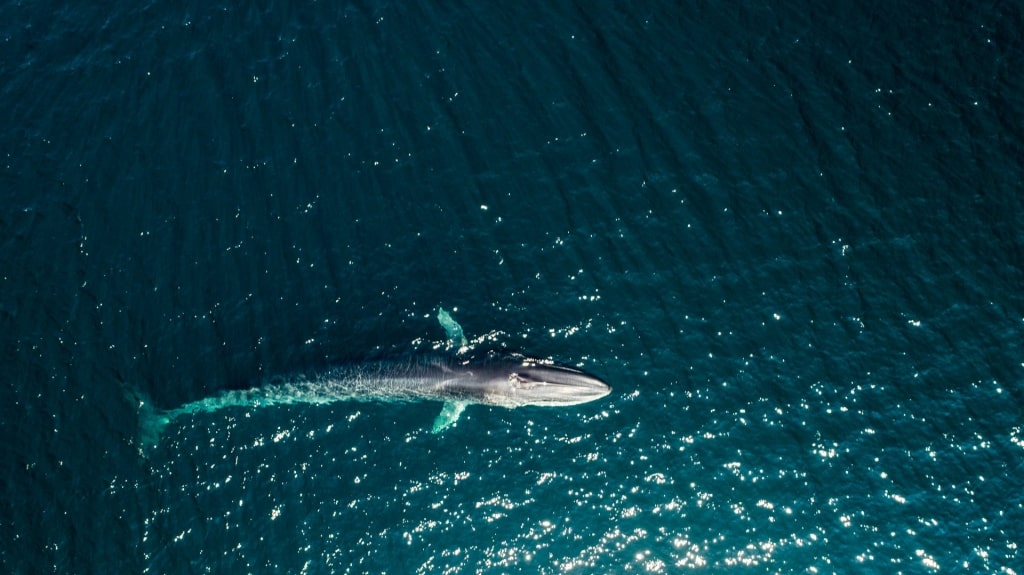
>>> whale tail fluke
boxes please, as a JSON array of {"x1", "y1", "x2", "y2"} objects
[
  {"x1": 118, "y1": 378, "x2": 171, "y2": 457},
  {"x1": 137, "y1": 402, "x2": 171, "y2": 455}
]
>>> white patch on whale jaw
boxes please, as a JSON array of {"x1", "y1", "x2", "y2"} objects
[{"x1": 509, "y1": 373, "x2": 538, "y2": 389}]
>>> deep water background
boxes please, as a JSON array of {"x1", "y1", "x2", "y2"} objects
[{"x1": 2, "y1": 1, "x2": 1022, "y2": 573}]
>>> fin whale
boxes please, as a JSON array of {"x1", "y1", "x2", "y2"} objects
[
  {"x1": 136, "y1": 352, "x2": 610, "y2": 445},
  {"x1": 130, "y1": 310, "x2": 610, "y2": 451}
]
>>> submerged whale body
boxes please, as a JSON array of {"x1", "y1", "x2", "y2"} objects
[{"x1": 135, "y1": 351, "x2": 611, "y2": 449}]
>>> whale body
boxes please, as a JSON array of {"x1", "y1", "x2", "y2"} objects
[{"x1": 136, "y1": 352, "x2": 611, "y2": 448}]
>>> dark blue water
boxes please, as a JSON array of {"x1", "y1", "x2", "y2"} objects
[{"x1": 3, "y1": 1, "x2": 1022, "y2": 573}]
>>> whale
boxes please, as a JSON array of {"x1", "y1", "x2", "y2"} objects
[
  {"x1": 129, "y1": 310, "x2": 611, "y2": 452},
  {"x1": 136, "y1": 352, "x2": 610, "y2": 445}
]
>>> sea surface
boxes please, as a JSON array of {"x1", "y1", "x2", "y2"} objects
[{"x1": 2, "y1": 1, "x2": 1022, "y2": 573}]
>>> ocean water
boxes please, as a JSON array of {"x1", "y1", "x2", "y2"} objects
[{"x1": 2, "y1": 1, "x2": 1022, "y2": 573}]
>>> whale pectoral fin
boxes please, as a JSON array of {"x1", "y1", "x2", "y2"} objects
[
  {"x1": 437, "y1": 307, "x2": 469, "y2": 353},
  {"x1": 432, "y1": 401, "x2": 467, "y2": 433}
]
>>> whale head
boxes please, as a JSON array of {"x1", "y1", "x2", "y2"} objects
[
  {"x1": 453, "y1": 354, "x2": 611, "y2": 407},
  {"x1": 505, "y1": 360, "x2": 612, "y2": 406}
]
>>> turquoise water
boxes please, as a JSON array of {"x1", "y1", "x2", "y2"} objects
[{"x1": 2, "y1": 1, "x2": 1022, "y2": 573}]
